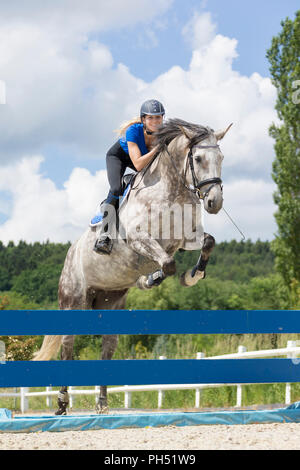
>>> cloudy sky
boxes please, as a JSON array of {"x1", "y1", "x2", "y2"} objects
[{"x1": 0, "y1": 0, "x2": 298, "y2": 244}]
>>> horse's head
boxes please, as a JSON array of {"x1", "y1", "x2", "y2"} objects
[
  {"x1": 154, "y1": 119, "x2": 232, "y2": 214},
  {"x1": 180, "y1": 123, "x2": 232, "y2": 214}
]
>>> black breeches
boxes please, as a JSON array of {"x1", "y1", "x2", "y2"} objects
[{"x1": 106, "y1": 141, "x2": 136, "y2": 197}]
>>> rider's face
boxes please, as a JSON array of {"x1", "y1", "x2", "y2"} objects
[{"x1": 143, "y1": 115, "x2": 163, "y2": 133}]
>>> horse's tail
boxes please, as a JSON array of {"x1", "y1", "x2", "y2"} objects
[{"x1": 32, "y1": 335, "x2": 62, "y2": 361}]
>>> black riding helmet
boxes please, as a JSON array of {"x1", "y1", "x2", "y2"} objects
[
  {"x1": 140, "y1": 99, "x2": 165, "y2": 118},
  {"x1": 140, "y1": 99, "x2": 165, "y2": 135}
]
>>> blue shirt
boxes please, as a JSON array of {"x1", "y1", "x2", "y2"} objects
[{"x1": 119, "y1": 123, "x2": 148, "y2": 156}]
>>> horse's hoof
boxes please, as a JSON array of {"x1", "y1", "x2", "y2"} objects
[
  {"x1": 162, "y1": 259, "x2": 176, "y2": 276},
  {"x1": 180, "y1": 269, "x2": 206, "y2": 287},
  {"x1": 179, "y1": 272, "x2": 188, "y2": 287},
  {"x1": 96, "y1": 396, "x2": 109, "y2": 414},
  {"x1": 55, "y1": 391, "x2": 69, "y2": 415},
  {"x1": 96, "y1": 404, "x2": 109, "y2": 414},
  {"x1": 55, "y1": 408, "x2": 67, "y2": 416}
]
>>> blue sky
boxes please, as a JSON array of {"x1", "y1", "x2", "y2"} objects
[
  {"x1": 0, "y1": 1, "x2": 299, "y2": 243},
  {"x1": 41, "y1": 0, "x2": 299, "y2": 187},
  {"x1": 98, "y1": 0, "x2": 298, "y2": 81}
]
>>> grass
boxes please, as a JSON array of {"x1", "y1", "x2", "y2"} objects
[{"x1": 2, "y1": 382, "x2": 300, "y2": 413}]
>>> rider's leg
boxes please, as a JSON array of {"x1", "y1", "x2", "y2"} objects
[
  {"x1": 94, "y1": 191, "x2": 120, "y2": 254},
  {"x1": 94, "y1": 144, "x2": 128, "y2": 254}
]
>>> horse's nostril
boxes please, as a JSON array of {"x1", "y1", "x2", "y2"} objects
[{"x1": 208, "y1": 199, "x2": 213, "y2": 208}]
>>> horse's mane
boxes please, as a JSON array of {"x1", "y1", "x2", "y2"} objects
[{"x1": 154, "y1": 118, "x2": 213, "y2": 154}]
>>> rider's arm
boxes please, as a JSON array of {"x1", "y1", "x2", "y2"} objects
[{"x1": 127, "y1": 141, "x2": 158, "y2": 172}]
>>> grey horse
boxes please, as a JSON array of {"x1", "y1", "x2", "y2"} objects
[{"x1": 33, "y1": 118, "x2": 232, "y2": 414}]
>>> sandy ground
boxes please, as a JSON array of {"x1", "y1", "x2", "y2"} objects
[
  {"x1": 0, "y1": 423, "x2": 300, "y2": 450},
  {"x1": 1, "y1": 410, "x2": 300, "y2": 450}
]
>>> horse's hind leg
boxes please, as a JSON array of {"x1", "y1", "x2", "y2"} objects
[
  {"x1": 55, "y1": 335, "x2": 75, "y2": 415},
  {"x1": 93, "y1": 289, "x2": 128, "y2": 414},
  {"x1": 180, "y1": 233, "x2": 215, "y2": 287},
  {"x1": 55, "y1": 282, "x2": 95, "y2": 415},
  {"x1": 97, "y1": 335, "x2": 119, "y2": 413}
]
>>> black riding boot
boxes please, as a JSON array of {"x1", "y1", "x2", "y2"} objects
[{"x1": 93, "y1": 194, "x2": 119, "y2": 254}]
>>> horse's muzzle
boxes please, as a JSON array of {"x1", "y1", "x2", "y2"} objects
[{"x1": 204, "y1": 188, "x2": 223, "y2": 214}]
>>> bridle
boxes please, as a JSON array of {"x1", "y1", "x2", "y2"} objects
[{"x1": 165, "y1": 143, "x2": 223, "y2": 201}]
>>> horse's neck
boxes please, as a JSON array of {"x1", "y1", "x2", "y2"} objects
[
  {"x1": 153, "y1": 144, "x2": 193, "y2": 202},
  {"x1": 152, "y1": 146, "x2": 183, "y2": 183}
]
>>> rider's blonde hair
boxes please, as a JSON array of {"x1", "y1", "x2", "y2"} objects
[{"x1": 115, "y1": 117, "x2": 142, "y2": 136}]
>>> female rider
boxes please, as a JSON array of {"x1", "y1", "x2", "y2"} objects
[{"x1": 92, "y1": 99, "x2": 165, "y2": 254}]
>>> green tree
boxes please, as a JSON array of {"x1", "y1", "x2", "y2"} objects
[{"x1": 266, "y1": 11, "x2": 300, "y2": 293}]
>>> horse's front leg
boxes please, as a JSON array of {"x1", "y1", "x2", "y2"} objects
[
  {"x1": 180, "y1": 233, "x2": 215, "y2": 287},
  {"x1": 55, "y1": 335, "x2": 75, "y2": 415},
  {"x1": 128, "y1": 231, "x2": 176, "y2": 290}
]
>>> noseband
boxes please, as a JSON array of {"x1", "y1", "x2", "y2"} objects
[{"x1": 165, "y1": 144, "x2": 223, "y2": 200}]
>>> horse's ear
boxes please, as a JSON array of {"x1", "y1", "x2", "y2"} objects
[
  {"x1": 179, "y1": 126, "x2": 193, "y2": 141},
  {"x1": 214, "y1": 123, "x2": 233, "y2": 141}
]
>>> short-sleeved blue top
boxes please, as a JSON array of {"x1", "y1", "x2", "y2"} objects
[{"x1": 119, "y1": 123, "x2": 148, "y2": 156}]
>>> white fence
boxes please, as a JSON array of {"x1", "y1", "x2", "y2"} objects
[{"x1": 1, "y1": 341, "x2": 299, "y2": 413}]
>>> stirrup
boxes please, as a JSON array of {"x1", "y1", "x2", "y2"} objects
[{"x1": 93, "y1": 237, "x2": 113, "y2": 254}]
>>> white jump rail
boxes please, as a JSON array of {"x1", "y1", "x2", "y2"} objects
[{"x1": 1, "y1": 341, "x2": 299, "y2": 413}]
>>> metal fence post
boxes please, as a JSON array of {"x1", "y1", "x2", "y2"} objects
[
  {"x1": 195, "y1": 352, "x2": 205, "y2": 408},
  {"x1": 69, "y1": 386, "x2": 74, "y2": 408},
  {"x1": 124, "y1": 385, "x2": 132, "y2": 409},
  {"x1": 236, "y1": 346, "x2": 247, "y2": 407},
  {"x1": 286, "y1": 340, "x2": 297, "y2": 405},
  {"x1": 46, "y1": 387, "x2": 52, "y2": 409},
  {"x1": 20, "y1": 387, "x2": 29, "y2": 413},
  {"x1": 95, "y1": 386, "x2": 100, "y2": 406},
  {"x1": 158, "y1": 356, "x2": 167, "y2": 408}
]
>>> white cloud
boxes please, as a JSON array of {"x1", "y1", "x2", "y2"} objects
[
  {"x1": 0, "y1": 157, "x2": 276, "y2": 244},
  {"x1": 182, "y1": 11, "x2": 217, "y2": 49},
  {"x1": 0, "y1": 1, "x2": 174, "y2": 34},
  {"x1": 0, "y1": 157, "x2": 109, "y2": 243},
  {"x1": 0, "y1": 6, "x2": 279, "y2": 243},
  {"x1": 203, "y1": 179, "x2": 277, "y2": 241}
]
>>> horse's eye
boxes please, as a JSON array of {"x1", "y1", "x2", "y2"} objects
[{"x1": 195, "y1": 156, "x2": 202, "y2": 163}]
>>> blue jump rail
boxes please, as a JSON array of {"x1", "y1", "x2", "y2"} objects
[
  {"x1": 1, "y1": 309, "x2": 300, "y2": 335},
  {"x1": 1, "y1": 309, "x2": 300, "y2": 388},
  {"x1": 1, "y1": 359, "x2": 300, "y2": 388}
]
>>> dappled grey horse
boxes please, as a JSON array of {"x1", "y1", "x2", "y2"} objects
[{"x1": 34, "y1": 118, "x2": 232, "y2": 414}]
